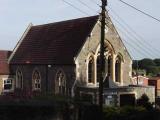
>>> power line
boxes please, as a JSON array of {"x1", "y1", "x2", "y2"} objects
[
  {"x1": 89, "y1": 0, "x2": 100, "y2": 7},
  {"x1": 77, "y1": 0, "x2": 97, "y2": 12},
  {"x1": 62, "y1": 0, "x2": 90, "y2": 16},
  {"x1": 100, "y1": 16, "x2": 148, "y2": 59},
  {"x1": 118, "y1": 0, "x2": 160, "y2": 23},
  {"x1": 83, "y1": 0, "x2": 160, "y2": 58},
  {"x1": 122, "y1": 38, "x2": 143, "y2": 59},
  {"x1": 107, "y1": 12, "x2": 155, "y2": 58},
  {"x1": 121, "y1": 38, "x2": 143, "y2": 59},
  {"x1": 116, "y1": 26, "x2": 154, "y2": 59},
  {"x1": 62, "y1": 0, "x2": 155, "y2": 59},
  {"x1": 78, "y1": 0, "x2": 152, "y2": 58},
  {"x1": 62, "y1": 0, "x2": 104, "y2": 31},
  {"x1": 108, "y1": 7, "x2": 160, "y2": 57},
  {"x1": 65, "y1": 0, "x2": 107, "y2": 31},
  {"x1": 116, "y1": 30, "x2": 145, "y2": 59}
]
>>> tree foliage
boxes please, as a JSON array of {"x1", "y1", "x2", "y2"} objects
[
  {"x1": 154, "y1": 59, "x2": 160, "y2": 66},
  {"x1": 103, "y1": 105, "x2": 160, "y2": 120},
  {"x1": 133, "y1": 58, "x2": 160, "y2": 76},
  {"x1": 136, "y1": 94, "x2": 153, "y2": 110},
  {"x1": 138, "y1": 58, "x2": 156, "y2": 69}
]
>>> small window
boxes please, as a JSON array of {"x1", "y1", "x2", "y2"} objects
[
  {"x1": 32, "y1": 70, "x2": 41, "y2": 90},
  {"x1": 3, "y1": 79, "x2": 12, "y2": 90}
]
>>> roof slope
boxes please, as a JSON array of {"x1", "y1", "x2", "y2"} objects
[
  {"x1": 10, "y1": 16, "x2": 98, "y2": 65},
  {"x1": 0, "y1": 50, "x2": 12, "y2": 74},
  {"x1": 149, "y1": 77, "x2": 160, "y2": 80}
]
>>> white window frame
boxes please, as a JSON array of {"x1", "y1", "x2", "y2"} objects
[{"x1": 3, "y1": 78, "x2": 13, "y2": 92}]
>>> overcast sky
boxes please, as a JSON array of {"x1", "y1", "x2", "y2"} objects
[{"x1": 0, "y1": 0, "x2": 160, "y2": 60}]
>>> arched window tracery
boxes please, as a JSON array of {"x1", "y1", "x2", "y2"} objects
[
  {"x1": 32, "y1": 69, "x2": 41, "y2": 90},
  {"x1": 88, "y1": 56, "x2": 94, "y2": 83},
  {"x1": 16, "y1": 69, "x2": 23, "y2": 89},
  {"x1": 96, "y1": 55, "x2": 101, "y2": 83},
  {"x1": 55, "y1": 70, "x2": 66, "y2": 95},
  {"x1": 115, "y1": 56, "x2": 121, "y2": 83}
]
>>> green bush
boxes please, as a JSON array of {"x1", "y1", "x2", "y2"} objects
[
  {"x1": 103, "y1": 107, "x2": 120, "y2": 120},
  {"x1": 136, "y1": 94, "x2": 153, "y2": 110},
  {"x1": 103, "y1": 106, "x2": 149, "y2": 120}
]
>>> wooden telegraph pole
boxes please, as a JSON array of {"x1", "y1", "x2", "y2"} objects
[{"x1": 99, "y1": 0, "x2": 107, "y2": 119}]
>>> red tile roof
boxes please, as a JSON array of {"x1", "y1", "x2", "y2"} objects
[
  {"x1": 0, "y1": 50, "x2": 12, "y2": 74},
  {"x1": 149, "y1": 77, "x2": 160, "y2": 81},
  {"x1": 10, "y1": 15, "x2": 99, "y2": 65}
]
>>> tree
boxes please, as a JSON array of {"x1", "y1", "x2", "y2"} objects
[
  {"x1": 132, "y1": 60, "x2": 139, "y2": 70},
  {"x1": 154, "y1": 59, "x2": 160, "y2": 66},
  {"x1": 145, "y1": 66, "x2": 159, "y2": 75},
  {"x1": 136, "y1": 94, "x2": 153, "y2": 110},
  {"x1": 138, "y1": 58, "x2": 156, "y2": 69},
  {"x1": 133, "y1": 58, "x2": 159, "y2": 76}
]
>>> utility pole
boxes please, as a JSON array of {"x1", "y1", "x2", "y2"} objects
[{"x1": 99, "y1": 0, "x2": 107, "y2": 119}]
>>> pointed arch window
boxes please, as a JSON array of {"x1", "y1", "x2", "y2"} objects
[
  {"x1": 96, "y1": 56, "x2": 101, "y2": 83},
  {"x1": 104, "y1": 55, "x2": 112, "y2": 78},
  {"x1": 55, "y1": 70, "x2": 66, "y2": 95},
  {"x1": 115, "y1": 56, "x2": 121, "y2": 83},
  {"x1": 16, "y1": 69, "x2": 23, "y2": 89},
  {"x1": 88, "y1": 56, "x2": 94, "y2": 83},
  {"x1": 108, "y1": 56, "x2": 112, "y2": 77},
  {"x1": 32, "y1": 69, "x2": 41, "y2": 90}
]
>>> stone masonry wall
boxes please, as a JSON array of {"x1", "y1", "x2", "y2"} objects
[
  {"x1": 75, "y1": 14, "x2": 132, "y2": 87},
  {"x1": 10, "y1": 64, "x2": 75, "y2": 96}
]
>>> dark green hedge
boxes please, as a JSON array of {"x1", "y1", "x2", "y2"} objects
[
  {"x1": 0, "y1": 105, "x2": 55, "y2": 120},
  {"x1": 77, "y1": 104, "x2": 160, "y2": 120}
]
